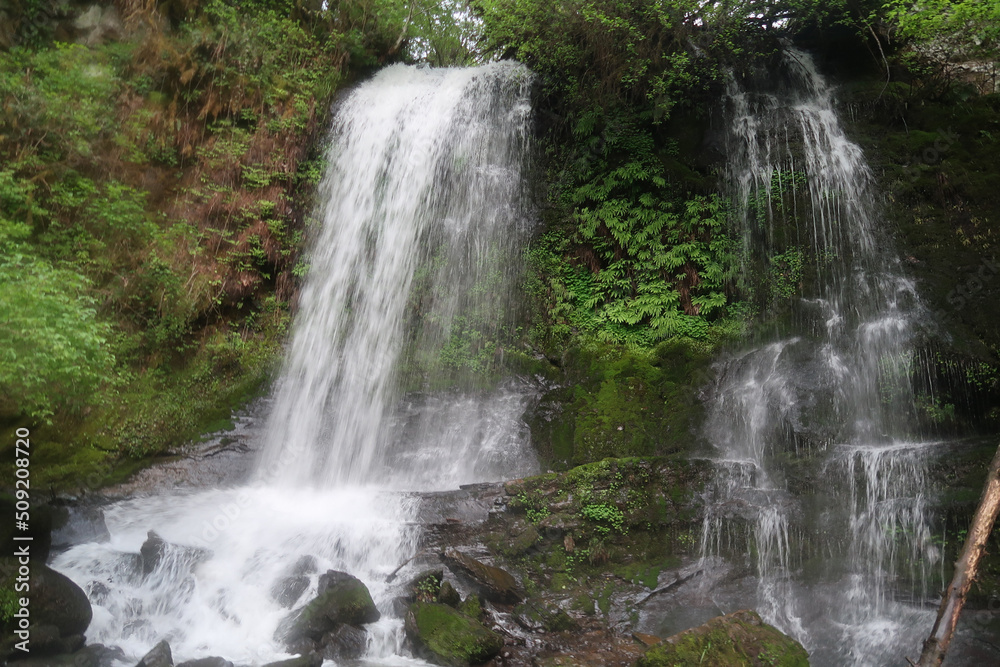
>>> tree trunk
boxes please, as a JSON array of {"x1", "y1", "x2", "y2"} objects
[{"x1": 917, "y1": 443, "x2": 1000, "y2": 666}]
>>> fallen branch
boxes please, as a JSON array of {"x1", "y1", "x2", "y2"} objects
[{"x1": 916, "y1": 443, "x2": 1000, "y2": 666}]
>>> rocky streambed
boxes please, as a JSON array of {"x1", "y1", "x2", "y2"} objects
[{"x1": 1, "y1": 427, "x2": 810, "y2": 667}]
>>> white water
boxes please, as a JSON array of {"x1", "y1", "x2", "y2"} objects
[
  {"x1": 701, "y1": 49, "x2": 940, "y2": 665},
  {"x1": 53, "y1": 62, "x2": 538, "y2": 665}
]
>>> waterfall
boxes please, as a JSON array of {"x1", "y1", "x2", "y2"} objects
[
  {"x1": 257, "y1": 61, "x2": 536, "y2": 488},
  {"x1": 52, "y1": 62, "x2": 538, "y2": 665},
  {"x1": 700, "y1": 48, "x2": 940, "y2": 665}
]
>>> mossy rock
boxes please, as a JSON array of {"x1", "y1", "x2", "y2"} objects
[
  {"x1": 405, "y1": 602, "x2": 504, "y2": 667},
  {"x1": 636, "y1": 610, "x2": 809, "y2": 667},
  {"x1": 442, "y1": 548, "x2": 524, "y2": 604},
  {"x1": 278, "y1": 571, "x2": 379, "y2": 644}
]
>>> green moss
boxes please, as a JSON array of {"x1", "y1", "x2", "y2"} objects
[
  {"x1": 407, "y1": 602, "x2": 504, "y2": 667},
  {"x1": 637, "y1": 610, "x2": 808, "y2": 667}
]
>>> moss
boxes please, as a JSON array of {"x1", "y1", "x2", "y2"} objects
[
  {"x1": 458, "y1": 594, "x2": 482, "y2": 620},
  {"x1": 527, "y1": 339, "x2": 714, "y2": 469},
  {"x1": 406, "y1": 602, "x2": 504, "y2": 667},
  {"x1": 637, "y1": 610, "x2": 808, "y2": 667}
]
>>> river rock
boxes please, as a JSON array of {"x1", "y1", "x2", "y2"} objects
[
  {"x1": 442, "y1": 548, "x2": 523, "y2": 604},
  {"x1": 140, "y1": 531, "x2": 211, "y2": 576},
  {"x1": 1, "y1": 643, "x2": 127, "y2": 667},
  {"x1": 0, "y1": 560, "x2": 93, "y2": 642},
  {"x1": 636, "y1": 610, "x2": 809, "y2": 667},
  {"x1": 261, "y1": 655, "x2": 322, "y2": 667},
  {"x1": 276, "y1": 571, "x2": 379, "y2": 645},
  {"x1": 270, "y1": 555, "x2": 318, "y2": 608},
  {"x1": 405, "y1": 602, "x2": 504, "y2": 667},
  {"x1": 319, "y1": 624, "x2": 367, "y2": 660},
  {"x1": 176, "y1": 658, "x2": 235, "y2": 667},
  {"x1": 136, "y1": 640, "x2": 173, "y2": 667},
  {"x1": 50, "y1": 504, "x2": 111, "y2": 550}
]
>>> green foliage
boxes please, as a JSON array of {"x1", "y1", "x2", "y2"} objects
[
  {"x1": 528, "y1": 119, "x2": 740, "y2": 349},
  {"x1": 0, "y1": 187, "x2": 114, "y2": 419},
  {"x1": 883, "y1": 0, "x2": 1000, "y2": 64},
  {"x1": 769, "y1": 248, "x2": 804, "y2": 299},
  {"x1": 580, "y1": 502, "x2": 627, "y2": 535}
]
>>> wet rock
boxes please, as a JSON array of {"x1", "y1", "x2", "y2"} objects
[
  {"x1": 320, "y1": 624, "x2": 367, "y2": 661},
  {"x1": 271, "y1": 555, "x2": 318, "y2": 608},
  {"x1": 139, "y1": 531, "x2": 211, "y2": 576},
  {"x1": 51, "y1": 505, "x2": 111, "y2": 551},
  {"x1": 636, "y1": 610, "x2": 808, "y2": 667},
  {"x1": 442, "y1": 548, "x2": 523, "y2": 604},
  {"x1": 632, "y1": 631, "x2": 661, "y2": 647},
  {"x1": 1, "y1": 495, "x2": 53, "y2": 561},
  {"x1": 74, "y1": 643, "x2": 129, "y2": 667},
  {"x1": 513, "y1": 601, "x2": 576, "y2": 633},
  {"x1": 508, "y1": 525, "x2": 540, "y2": 556},
  {"x1": 405, "y1": 602, "x2": 504, "y2": 667},
  {"x1": 261, "y1": 654, "x2": 322, "y2": 667},
  {"x1": 176, "y1": 658, "x2": 235, "y2": 667},
  {"x1": 136, "y1": 640, "x2": 173, "y2": 667},
  {"x1": 73, "y1": 4, "x2": 122, "y2": 45},
  {"x1": 537, "y1": 513, "x2": 581, "y2": 540},
  {"x1": 276, "y1": 571, "x2": 379, "y2": 645},
  {"x1": 2, "y1": 643, "x2": 126, "y2": 667},
  {"x1": 437, "y1": 579, "x2": 461, "y2": 607},
  {"x1": 0, "y1": 560, "x2": 93, "y2": 639}
]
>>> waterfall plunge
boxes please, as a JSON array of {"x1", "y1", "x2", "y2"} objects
[{"x1": 53, "y1": 62, "x2": 539, "y2": 665}]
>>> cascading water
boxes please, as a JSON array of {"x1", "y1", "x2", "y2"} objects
[
  {"x1": 700, "y1": 48, "x2": 940, "y2": 665},
  {"x1": 53, "y1": 62, "x2": 538, "y2": 665}
]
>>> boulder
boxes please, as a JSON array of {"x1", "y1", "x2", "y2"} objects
[
  {"x1": 636, "y1": 610, "x2": 809, "y2": 667},
  {"x1": 136, "y1": 640, "x2": 173, "y2": 667},
  {"x1": 405, "y1": 602, "x2": 504, "y2": 667},
  {"x1": 0, "y1": 560, "x2": 93, "y2": 643},
  {"x1": 276, "y1": 571, "x2": 379, "y2": 646},
  {"x1": 442, "y1": 548, "x2": 523, "y2": 604}
]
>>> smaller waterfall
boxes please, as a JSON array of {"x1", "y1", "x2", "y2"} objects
[{"x1": 700, "y1": 48, "x2": 940, "y2": 665}]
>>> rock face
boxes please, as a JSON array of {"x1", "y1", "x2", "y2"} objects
[
  {"x1": 442, "y1": 548, "x2": 523, "y2": 604},
  {"x1": 635, "y1": 610, "x2": 809, "y2": 667},
  {"x1": 405, "y1": 602, "x2": 504, "y2": 667}
]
